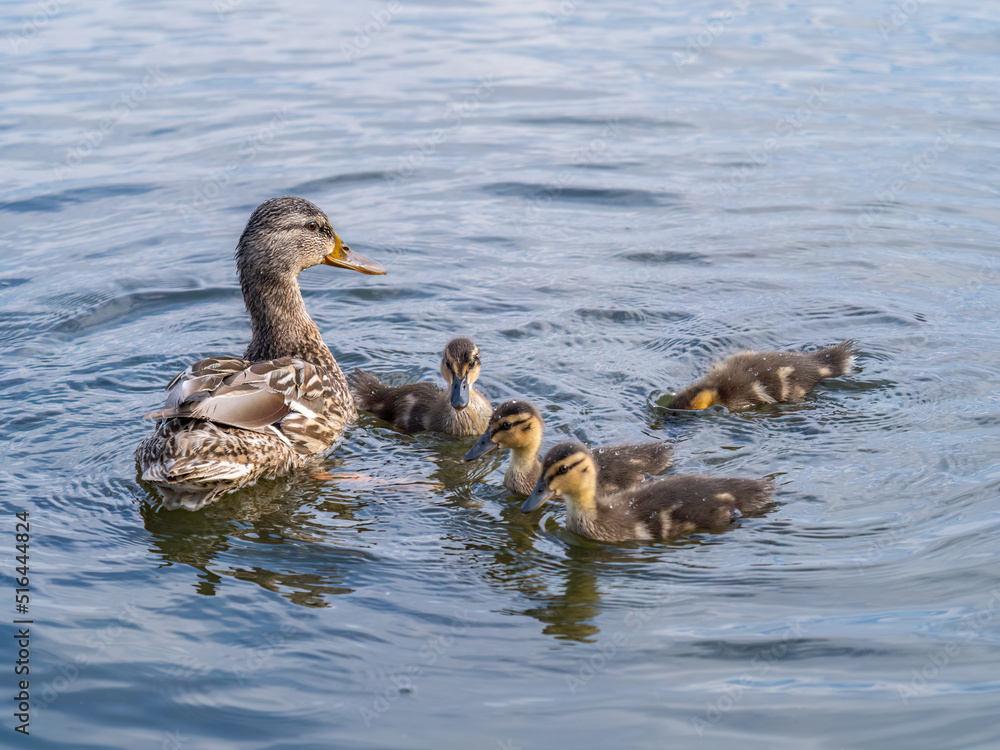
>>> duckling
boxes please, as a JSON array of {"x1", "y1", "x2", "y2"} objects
[
  {"x1": 522, "y1": 441, "x2": 773, "y2": 543},
  {"x1": 136, "y1": 196, "x2": 387, "y2": 511},
  {"x1": 669, "y1": 340, "x2": 858, "y2": 411},
  {"x1": 348, "y1": 337, "x2": 491, "y2": 437},
  {"x1": 464, "y1": 400, "x2": 672, "y2": 495}
]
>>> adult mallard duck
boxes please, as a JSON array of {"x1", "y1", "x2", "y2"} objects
[
  {"x1": 669, "y1": 340, "x2": 858, "y2": 411},
  {"x1": 348, "y1": 337, "x2": 491, "y2": 437},
  {"x1": 136, "y1": 196, "x2": 386, "y2": 510},
  {"x1": 522, "y1": 441, "x2": 773, "y2": 543},
  {"x1": 464, "y1": 400, "x2": 672, "y2": 495}
]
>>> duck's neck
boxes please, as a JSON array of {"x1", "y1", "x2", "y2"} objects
[
  {"x1": 506, "y1": 451, "x2": 542, "y2": 495},
  {"x1": 506, "y1": 431, "x2": 544, "y2": 491},
  {"x1": 564, "y1": 477, "x2": 598, "y2": 531},
  {"x1": 240, "y1": 266, "x2": 334, "y2": 370}
]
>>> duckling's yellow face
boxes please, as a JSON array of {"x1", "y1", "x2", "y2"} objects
[
  {"x1": 440, "y1": 337, "x2": 482, "y2": 410},
  {"x1": 522, "y1": 441, "x2": 597, "y2": 512},
  {"x1": 464, "y1": 400, "x2": 540, "y2": 462},
  {"x1": 542, "y1": 450, "x2": 594, "y2": 497},
  {"x1": 489, "y1": 408, "x2": 541, "y2": 450},
  {"x1": 687, "y1": 388, "x2": 720, "y2": 410},
  {"x1": 671, "y1": 387, "x2": 720, "y2": 410}
]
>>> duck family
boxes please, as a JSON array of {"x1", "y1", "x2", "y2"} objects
[{"x1": 137, "y1": 196, "x2": 859, "y2": 541}]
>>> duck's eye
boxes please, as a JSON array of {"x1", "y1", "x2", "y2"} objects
[
  {"x1": 306, "y1": 221, "x2": 320, "y2": 232},
  {"x1": 500, "y1": 422, "x2": 512, "y2": 431},
  {"x1": 557, "y1": 465, "x2": 569, "y2": 475}
]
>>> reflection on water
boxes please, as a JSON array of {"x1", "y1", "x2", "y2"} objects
[
  {"x1": 520, "y1": 555, "x2": 604, "y2": 642},
  {"x1": 139, "y1": 473, "x2": 365, "y2": 606}
]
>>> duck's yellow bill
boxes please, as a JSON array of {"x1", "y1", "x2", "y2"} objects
[{"x1": 322, "y1": 235, "x2": 387, "y2": 275}]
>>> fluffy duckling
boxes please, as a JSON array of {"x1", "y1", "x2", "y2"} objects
[
  {"x1": 349, "y1": 337, "x2": 491, "y2": 437},
  {"x1": 669, "y1": 340, "x2": 858, "y2": 411},
  {"x1": 136, "y1": 196, "x2": 387, "y2": 510},
  {"x1": 522, "y1": 441, "x2": 773, "y2": 543},
  {"x1": 464, "y1": 400, "x2": 672, "y2": 495}
]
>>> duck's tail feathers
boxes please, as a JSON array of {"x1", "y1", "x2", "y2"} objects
[
  {"x1": 735, "y1": 477, "x2": 777, "y2": 513},
  {"x1": 815, "y1": 340, "x2": 859, "y2": 378},
  {"x1": 347, "y1": 368, "x2": 392, "y2": 412}
]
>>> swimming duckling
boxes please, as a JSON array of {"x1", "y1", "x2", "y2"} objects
[
  {"x1": 522, "y1": 441, "x2": 773, "y2": 543},
  {"x1": 464, "y1": 400, "x2": 672, "y2": 495},
  {"x1": 669, "y1": 340, "x2": 858, "y2": 411},
  {"x1": 349, "y1": 337, "x2": 491, "y2": 437}
]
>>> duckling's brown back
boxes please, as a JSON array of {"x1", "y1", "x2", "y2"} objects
[
  {"x1": 348, "y1": 369, "x2": 441, "y2": 432},
  {"x1": 592, "y1": 441, "x2": 673, "y2": 494},
  {"x1": 672, "y1": 340, "x2": 857, "y2": 410},
  {"x1": 622, "y1": 474, "x2": 774, "y2": 539}
]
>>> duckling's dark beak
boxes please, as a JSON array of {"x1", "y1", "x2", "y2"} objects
[
  {"x1": 464, "y1": 430, "x2": 498, "y2": 461},
  {"x1": 522, "y1": 479, "x2": 553, "y2": 512},
  {"x1": 450, "y1": 374, "x2": 470, "y2": 410},
  {"x1": 322, "y1": 235, "x2": 387, "y2": 275}
]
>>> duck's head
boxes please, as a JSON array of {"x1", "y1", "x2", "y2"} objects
[
  {"x1": 464, "y1": 400, "x2": 543, "y2": 461},
  {"x1": 236, "y1": 196, "x2": 386, "y2": 282},
  {"x1": 440, "y1": 337, "x2": 482, "y2": 410},
  {"x1": 669, "y1": 387, "x2": 720, "y2": 411},
  {"x1": 522, "y1": 441, "x2": 597, "y2": 512}
]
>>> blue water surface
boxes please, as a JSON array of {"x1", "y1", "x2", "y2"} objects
[{"x1": 2, "y1": 1, "x2": 1000, "y2": 748}]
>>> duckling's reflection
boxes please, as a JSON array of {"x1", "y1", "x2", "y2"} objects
[
  {"x1": 426, "y1": 436, "x2": 499, "y2": 507},
  {"x1": 419, "y1": 431, "x2": 612, "y2": 642},
  {"x1": 138, "y1": 466, "x2": 363, "y2": 608},
  {"x1": 520, "y1": 551, "x2": 603, "y2": 642}
]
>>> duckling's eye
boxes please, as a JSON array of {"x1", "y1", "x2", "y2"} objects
[
  {"x1": 500, "y1": 422, "x2": 512, "y2": 431},
  {"x1": 557, "y1": 465, "x2": 569, "y2": 475},
  {"x1": 306, "y1": 221, "x2": 320, "y2": 232}
]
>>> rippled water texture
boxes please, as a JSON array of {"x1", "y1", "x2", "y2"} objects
[{"x1": 2, "y1": 0, "x2": 1000, "y2": 747}]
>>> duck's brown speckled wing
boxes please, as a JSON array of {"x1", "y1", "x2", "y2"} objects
[
  {"x1": 146, "y1": 356, "x2": 344, "y2": 453},
  {"x1": 136, "y1": 356, "x2": 351, "y2": 509},
  {"x1": 160, "y1": 356, "x2": 250, "y2": 408}
]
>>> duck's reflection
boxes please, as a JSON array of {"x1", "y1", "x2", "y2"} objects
[{"x1": 138, "y1": 464, "x2": 366, "y2": 607}]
